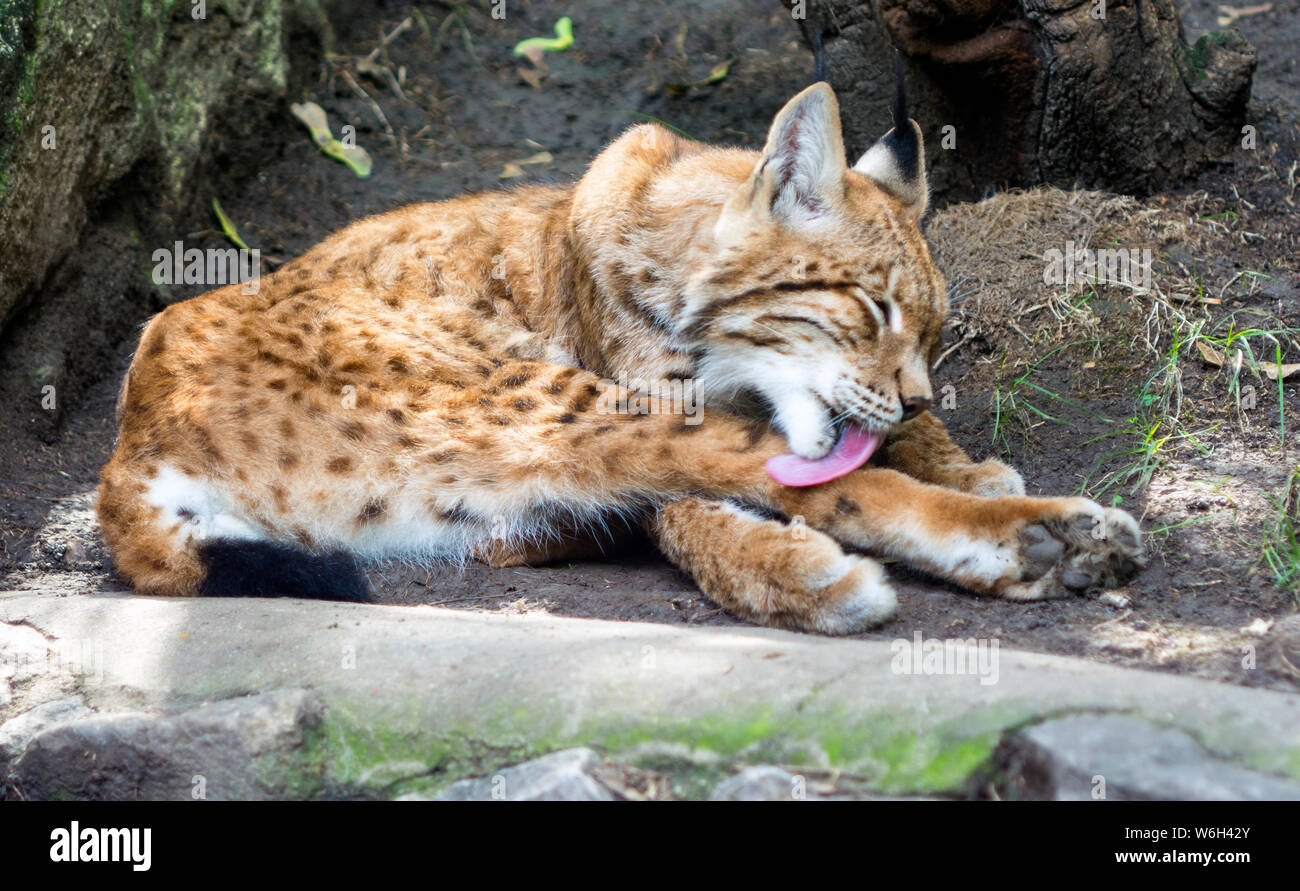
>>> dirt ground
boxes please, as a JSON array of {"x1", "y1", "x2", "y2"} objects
[{"x1": 2, "y1": 0, "x2": 1297, "y2": 691}]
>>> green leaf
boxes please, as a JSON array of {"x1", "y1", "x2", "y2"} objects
[
  {"x1": 211, "y1": 198, "x2": 249, "y2": 251},
  {"x1": 513, "y1": 16, "x2": 574, "y2": 58},
  {"x1": 704, "y1": 59, "x2": 733, "y2": 84},
  {"x1": 291, "y1": 101, "x2": 373, "y2": 178}
]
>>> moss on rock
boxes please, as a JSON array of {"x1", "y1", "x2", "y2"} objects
[
  {"x1": 0, "y1": 0, "x2": 363, "y2": 442},
  {"x1": 277, "y1": 697, "x2": 1046, "y2": 800}
]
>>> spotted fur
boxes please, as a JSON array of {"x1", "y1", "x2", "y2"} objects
[{"x1": 97, "y1": 84, "x2": 1143, "y2": 630}]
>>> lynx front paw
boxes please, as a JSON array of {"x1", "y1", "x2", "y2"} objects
[
  {"x1": 999, "y1": 501, "x2": 1145, "y2": 601},
  {"x1": 654, "y1": 499, "x2": 897, "y2": 636},
  {"x1": 963, "y1": 459, "x2": 1025, "y2": 498}
]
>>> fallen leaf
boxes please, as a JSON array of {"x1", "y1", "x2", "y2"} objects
[
  {"x1": 1097, "y1": 591, "x2": 1130, "y2": 609},
  {"x1": 290, "y1": 101, "x2": 373, "y2": 178},
  {"x1": 704, "y1": 59, "x2": 733, "y2": 84},
  {"x1": 290, "y1": 100, "x2": 331, "y2": 143},
  {"x1": 1261, "y1": 362, "x2": 1300, "y2": 381},
  {"x1": 521, "y1": 44, "x2": 547, "y2": 68},
  {"x1": 1195, "y1": 340, "x2": 1227, "y2": 367},
  {"x1": 517, "y1": 61, "x2": 546, "y2": 89},
  {"x1": 334, "y1": 143, "x2": 374, "y2": 178},
  {"x1": 513, "y1": 16, "x2": 574, "y2": 59},
  {"x1": 1195, "y1": 340, "x2": 1300, "y2": 380},
  {"x1": 1217, "y1": 3, "x2": 1272, "y2": 26},
  {"x1": 665, "y1": 58, "x2": 735, "y2": 94},
  {"x1": 211, "y1": 198, "x2": 249, "y2": 251},
  {"x1": 499, "y1": 151, "x2": 553, "y2": 179}
]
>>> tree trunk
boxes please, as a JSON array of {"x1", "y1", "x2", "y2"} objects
[{"x1": 786, "y1": 0, "x2": 1256, "y2": 203}]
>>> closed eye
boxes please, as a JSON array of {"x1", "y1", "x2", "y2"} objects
[{"x1": 855, "y1": 287, "x2": 896, "y2": 332}]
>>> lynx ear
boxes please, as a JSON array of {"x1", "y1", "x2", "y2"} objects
[
  {"x1": 750, "y1": 82, "x2": 847, "y2": 226},
  {"x1": 853, "y1": 55, "x2": 928, "y2": 221}
]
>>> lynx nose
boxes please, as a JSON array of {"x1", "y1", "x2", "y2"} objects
[{"x1": 900, "y1": 395, "x2": 931, "y2": 420}]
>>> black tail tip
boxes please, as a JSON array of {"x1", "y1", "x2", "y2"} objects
[{"x1": 197, "y1": 540, "x2": 370, "y2": 602}]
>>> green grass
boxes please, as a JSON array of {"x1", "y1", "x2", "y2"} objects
[
  {"x1": 1262, "y1": 467, "x2": 1300, "y2": 600},
  {"x1": 989, "y1": 339, "x2": 1112, "y2": 456},
  {"x1": 1079, "y1": 308, "x2": 1297, "y2": 501},
  {"x1": 1203, "y1": 314, "x2": 1296, "y2": 441},
  {"x1": 1200, "y1": 208, "x2": 1240, "y2": 226},
  {"x1": 1145, "y1": 511, "x2": 1225, "y2": 539},
  {"x1": 1083, "y1": 419, "x2": 1216, "y2": 504}
]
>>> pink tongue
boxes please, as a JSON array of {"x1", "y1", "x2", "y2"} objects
[{"x1": 765, "y1": 423, "x2": 884, "y2": 487}]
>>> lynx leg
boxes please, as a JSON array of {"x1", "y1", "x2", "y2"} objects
[
  {"x1": 771, "y1": 469, "x2": 1145, "y2": 601},
  {"x1": 881, "y1": 411, "x2": 1024, "y2": 497},
  {"x1": 650, "y1": 497, "x2": 896, "y2": 633}
]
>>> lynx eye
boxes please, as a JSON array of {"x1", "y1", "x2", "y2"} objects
[{"x1": 855, "y1": 287, "x2": 892, "y2": 331}]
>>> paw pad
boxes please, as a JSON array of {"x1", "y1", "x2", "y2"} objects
[{"x1": 1010, "y1": 503, "x2": 1145, "y2": 599}]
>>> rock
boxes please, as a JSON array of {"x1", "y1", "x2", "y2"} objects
[
  {"x1": 622, "y1": 741, "x2": 727, "y2": 770},
  {"x1": 993, "y1": 714, "x2": 1300, "y2": 801},
  {"x1": 0, "y1": 0, "x2": 363, "y2": 443},
  {"x1": 6, "y1": 689, "x2": 322, "y2": 801},
  {"x1": 0, "y1": 621, "x2": 50, "y2": 711},
  {"x1": 711, "y1": 766, "x2": 810, "y2": 801},
  {"x1": 0, "y1": 0, "x2": 347, "y2": 323},
  {"x1": 0, "y1": 696, "x2": 93, "y2": 765},
  {"x1": 5, "y1": 595, "x2": 1300, "y2": 800},
  {"x1": 1267, "y1": 615, "x2": 1300, "y2": 679},
  {"x1": 357, "y1": 760, "x2": 439, "y2": 790},
  {"x1": 60, "y1": 541, "x2": 91, "y2": 568},
  {"x1": 429, "y1": 748, "x2": 616, "y2": 801}
]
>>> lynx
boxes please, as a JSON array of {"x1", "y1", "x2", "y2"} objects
[{"x1": 97, "y1": 80, "x2": 1143, "y2": 633}]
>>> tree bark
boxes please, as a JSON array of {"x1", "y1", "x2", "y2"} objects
[{"x1": 786, "y1": 0, "x2": 1256, "y2": 203}]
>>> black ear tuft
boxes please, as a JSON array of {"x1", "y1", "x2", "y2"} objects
[
  {"x1": 852, "y1": 49, "x2": 928, "y2": 220},
  {"x1": 892, "y1": 50, "x2": 907, "y2": 128},
  {"x1": 812, "y1": 29, "x2": 828, "y2": 84},
  {"x1": 885, "y1": 50, "x2": 920, "y2": 184}
]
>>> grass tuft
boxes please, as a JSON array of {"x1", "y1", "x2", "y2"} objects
[{"x1": 1262, "y1": 467, "x2": 1300, "y2": 601}]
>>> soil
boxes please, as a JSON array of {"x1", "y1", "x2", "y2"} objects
[{"x1": 1, "y1": 0, "x2": 1297, "y2": 691}]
